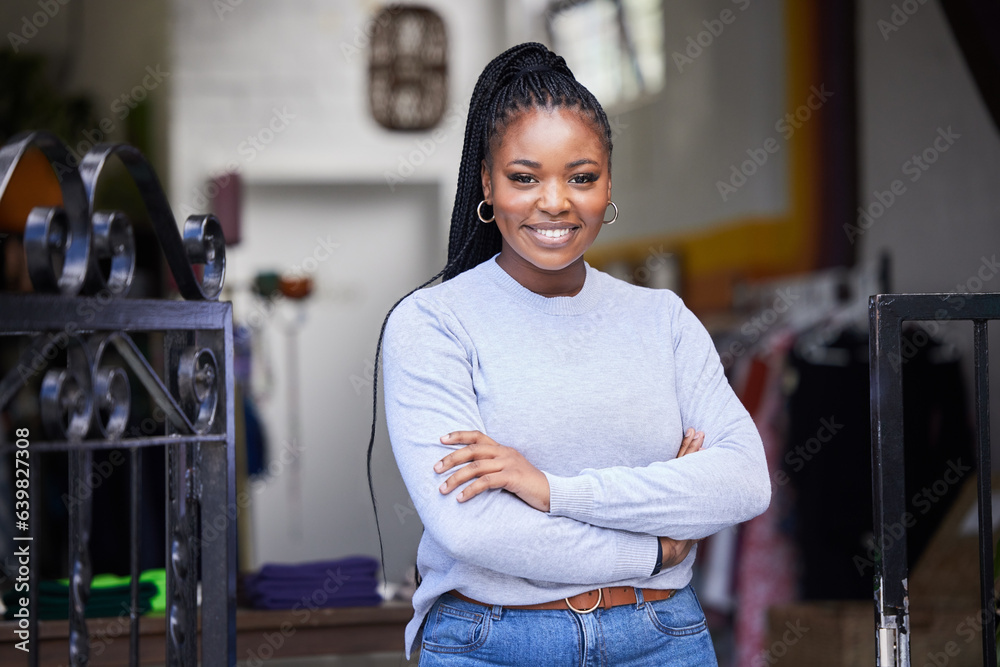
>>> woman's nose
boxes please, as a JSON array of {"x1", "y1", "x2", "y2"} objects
[{"x1": 536, "y1": 180, "x2": 569, "y2": 215}]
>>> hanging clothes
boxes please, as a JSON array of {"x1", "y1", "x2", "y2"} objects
[
  {"x1": 784, "y1": 325, "x2": 973, "y2": 600},
  {"x1": 732, "y1": 331, "x2": 800, "y2": 667}
]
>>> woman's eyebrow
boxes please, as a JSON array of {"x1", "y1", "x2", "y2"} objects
[
  {"x1": 506, "y1": 158, "x2": 542, "y2": 168},
  {"x1": 505, "y1": 158, "x2": 600, "y2": 169}
]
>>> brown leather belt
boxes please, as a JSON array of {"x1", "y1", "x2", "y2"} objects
[{"x1": 447, "y1": 587, "x2": 676, "y2": 613}]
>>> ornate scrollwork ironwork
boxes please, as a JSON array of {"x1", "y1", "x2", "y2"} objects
[
  {"x1": 86, "y1": 210, "x2": 136, "y2": 297},
  {"x1": 39, "y1": 336, "x2": 93, "y2": 441},
  {"x1": 26, "y1": 329, "x2": 221, "y2": 443},
  {"x1": 24, "y1": 206, "x2": 91, "y2": 296},
  {"x1": 178, "y1": 347, "x2": 218, "y2": 434},
  {"x1": 0, "y1": 130, "x2": 237, "y2": 666},
  {"x1": 0, "y1": 130, "x2": 225, "y2": 300},
  {"x1": 0, "y1": 131, "x2": 90, "y2": 295},
  {"x1": 89, "y1": 333, "x2": 132, "y2": 440}
]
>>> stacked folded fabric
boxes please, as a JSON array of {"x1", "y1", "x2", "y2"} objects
[
  {"x1": 243, "y1": 555, "x2": 381, "y2": 610},
  {"x1": 3, "y1": 571, "x2": 162, "y2": 621}
]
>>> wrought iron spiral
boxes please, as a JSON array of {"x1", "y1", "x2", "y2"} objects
[{"x1": 0, "y1": 130, "x2": 226, "y2": 300}]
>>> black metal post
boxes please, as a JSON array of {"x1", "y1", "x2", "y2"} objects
[
  {"x1": 870, "y1": 293, "x2": 1000, "y2": 666},
  {"x1": 129, "y1": 447, "x2": 141, "y2": 666},
  {"x1": 973, "y1": 320, "x2": 996, "y2": 667},
  {"x1": 870, "y1": 295, "x2": 909, "y2": 665}
]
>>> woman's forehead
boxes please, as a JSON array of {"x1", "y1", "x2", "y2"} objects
[{"x1": 492, "y1": 107, "x2": 606, "y2": 158}]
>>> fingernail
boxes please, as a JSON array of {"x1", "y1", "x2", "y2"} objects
[
  {"x1": 686, "y1": 428, "x2": 694, "y2": 437},
  {"x1": 439, "y1": 482, "x2": 447, "y2": 493},
  {"x1": 457, "y1": 491, "x2": 465, "y2": 501},
  {"x1": 434, "y1": 461, "x2": 443, "y2": 472}
]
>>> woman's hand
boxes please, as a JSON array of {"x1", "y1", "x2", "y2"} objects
[
  {"x1": 677, "y1": 427, "x2": 705, "y2": 458},
  {"x1": 655, "y1": 428, "x2": 707, "y2": 571},
  {"x1": 435, "y1": 431, "x2": 551, "y2": 512},
  {"x1": 658, "y1": 535, "x2": 700, "y2": 568}
]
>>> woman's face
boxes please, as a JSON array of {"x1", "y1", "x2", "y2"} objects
[{"x1": 481, "y1": 107, "x2": 611, "y2": 283}]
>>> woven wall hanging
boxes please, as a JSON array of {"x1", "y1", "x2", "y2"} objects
[{"x1": 369, "y1": 5, "x2": 448, "y2": 131}]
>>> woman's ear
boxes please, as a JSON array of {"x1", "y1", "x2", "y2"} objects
[{"x1": 480, "y1": 159, "x2": 492, "y2": 202}]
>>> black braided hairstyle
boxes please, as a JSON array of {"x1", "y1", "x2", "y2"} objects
[{"x1": 366, "y1": 42, "x2": 614, "y2": 584}]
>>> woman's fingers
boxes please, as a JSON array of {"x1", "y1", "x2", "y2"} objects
[
  {"x1": 677, "y1": 428, "x2": 705, "y2": 458},
  {"x1": 440, "y1": 430, "x2": 488, "y2": 445},
  {"x1": 435, "y1": 431, "x2": 506, "y2": 498},
  {"x1": 435, "y1": 431, "x2": 495, "y2": 472},
  {"x1": 437, "y1": 451, "x2": 500, "y2": 497},
  {"x1": 448, "y1": 469, "x2": 505, "y2": 502},
  {"x1": 434, "y1": 431, "x2": 551, "y2": 511},
  {"x1": 659, "y1": 536, "x2": 700, "y2": 569}
]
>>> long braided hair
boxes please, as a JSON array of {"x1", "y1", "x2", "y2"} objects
[{"x1": 366, "y1": 42, "x2": 614, "y2": 583}]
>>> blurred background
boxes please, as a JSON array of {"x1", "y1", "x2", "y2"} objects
[{"x1": 1, "y1": 0, "x2": 999, "y2": 665}]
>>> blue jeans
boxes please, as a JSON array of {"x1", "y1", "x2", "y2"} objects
[{"x1": 416, "y1": 584, "x2": 718, "y2": 666}]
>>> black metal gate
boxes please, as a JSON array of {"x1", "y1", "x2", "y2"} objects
[
  {"x1": 0, "y1": 131, "x2": 236, "y2": 665},
  {"x1": 870, "y1": 292, "x2": 1000, "y2": 666}
]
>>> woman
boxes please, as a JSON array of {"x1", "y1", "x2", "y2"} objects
[{"x1": 370, "y1": 42, "x2": 770, "y2": 665}]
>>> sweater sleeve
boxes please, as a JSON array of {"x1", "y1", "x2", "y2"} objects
[
  {"x1": 544, "y1": 294, "x2": 771, "y2": 539},
  {"x1": 382, "y1": 295, "x2": 659, "y2": 584}
]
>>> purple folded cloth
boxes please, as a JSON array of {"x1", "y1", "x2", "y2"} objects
[
  {"x1": 248, "y1": 593, "x2": 382, "y2": 610},
  {"x1": 246, "y1": 579, "x2": 377, "y2": 598},
  {"x1": 255, "y1": 556, "x2": 379, "y2": 581},
  {"x1": 244, "y1": 555, "x2": 382, "y2": 610}
]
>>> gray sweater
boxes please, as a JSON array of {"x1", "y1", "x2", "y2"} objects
[{"x1": 382, "y1": 255, "x2": 770, "y2": 658}]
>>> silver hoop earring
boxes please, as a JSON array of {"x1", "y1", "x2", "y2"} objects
[
  {"x1": 477, "y1": 200, "x2": 495, "y2": 223},
  {"x1": 603, "y1": 201, "x2": 618, "y2": 225}
]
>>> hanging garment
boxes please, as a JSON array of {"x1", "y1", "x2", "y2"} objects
[
  {"x1": 733, "y1": 332, "x2": 800, "y2": 666},
  {"x1": 785, "y1": 326, "x2": 973, "y2": 600}
]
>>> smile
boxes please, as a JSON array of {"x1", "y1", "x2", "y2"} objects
[{"x1": 525, "y1": 225, "x2": 578, "y2": 246}]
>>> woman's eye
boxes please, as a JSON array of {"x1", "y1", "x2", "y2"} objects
[
  {"x1": 570, "y1": 172, "x2": 599, "y2": 184},
  {"x1": 509, "y1": 173, "x2": 536, "y2": 184}
]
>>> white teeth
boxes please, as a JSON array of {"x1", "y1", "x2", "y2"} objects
[{"x1": 535, "y1": 228, "x2": 571, "y2": 238}]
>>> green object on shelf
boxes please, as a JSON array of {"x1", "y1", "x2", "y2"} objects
[
  {"x1": 140, "y1": 569, "x2": 166, "y2": 613},
  {"x1": 2, "y1": 569, "x2": 167, "y2": 621}
]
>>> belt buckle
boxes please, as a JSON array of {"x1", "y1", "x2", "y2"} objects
[{"x1": 564, "y1": 588, "x2": 602, "y2": 614}]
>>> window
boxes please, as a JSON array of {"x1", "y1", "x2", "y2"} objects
[{"x1": 547, "y1": 0, "x2": 665, "y2": 109}]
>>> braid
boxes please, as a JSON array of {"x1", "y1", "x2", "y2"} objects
[
  {"x1": 443, "y1": 42, "x2": 613, "y2": 279},
  {"x1": 366, "y1": 42, "x2": 613, "y2": 583}
]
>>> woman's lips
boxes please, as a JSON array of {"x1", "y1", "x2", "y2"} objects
[{"x1": 525, "y1": 225, "x2": 578, "y2": 247}]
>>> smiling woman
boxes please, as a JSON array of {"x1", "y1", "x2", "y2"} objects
[
  {"x1": 366, "y1": 42, "x2": 770, "y2": 666},
  {"x1": 482, "y1": 107, "x2": 611, "y2": 296}
]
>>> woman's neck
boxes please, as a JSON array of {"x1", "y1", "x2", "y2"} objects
[{"x1": 495, "y1": 249, "x2": 587, "y2": 297}]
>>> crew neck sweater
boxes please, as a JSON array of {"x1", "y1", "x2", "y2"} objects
[{"x1": 382, "y1": 254, "x2": 770, "y2": 658}]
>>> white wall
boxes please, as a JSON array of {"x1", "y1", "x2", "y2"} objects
[
  {"x1": 858, "y1": 0, "x2": 1000, "y2": 460},
  {"x1": 227, "y1": 181, "x2": 439, "y2": 583},
  {"x1": 858, "y1": 0, "x2": 1000, "y2": 290},
  {"x1": 169, "y1": 0, "x2": 501, "y2": 235}
]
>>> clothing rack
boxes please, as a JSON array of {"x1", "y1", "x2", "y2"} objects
[{"x1": 730, "y1": 251, "x2": 891, "y2": 330}]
